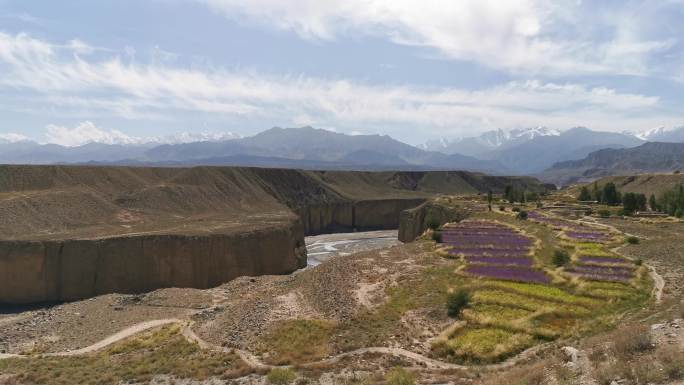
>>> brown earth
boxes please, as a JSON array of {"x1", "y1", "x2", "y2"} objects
[{"x1": 0, "y1": 165, "x2": 547, "y2": 304}]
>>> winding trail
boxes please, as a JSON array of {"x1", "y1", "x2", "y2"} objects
[
  {"x1": 0, "y1": 316, "x2": 553, "y2": 373},
  {"x1": 0, "y1": 218, "x2": 665, "y2": 372}
]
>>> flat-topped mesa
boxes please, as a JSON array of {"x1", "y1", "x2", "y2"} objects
[{"x1": 0, "y1": 165, "x2": 549, "y2": 304}]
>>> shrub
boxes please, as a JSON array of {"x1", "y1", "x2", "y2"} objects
[
  {"x1": 512, "y1": 207, "x2": 521, "y2": 212},
  {"x1": 612, "y1": 325, "x2": 653, "y2": 360},
  {"x1": 431, "y1": 231, "x2": 442, "y2": 243},
  {"x1": 385, "y1": 367, "x2": 415, "y2": 385},
  {"x1": 426, "y1": 215, "x2": 440, "y2": 230},
  {"x1": 499, "y1": 205, "x2": 506, "y2": 211},
  {"x1": 626, "y1": 236, "x2": 640, "y2": 244},
  {"x1": 657, "y1": 346, "x2": 684, "y2": 380},
  {"x1": 267, "y1": 368, "x2": 297, "y2": 385},
  {"x1": 536, "y1": 201, "x2": 543, "y2": 208},
  {"x1": 552, "y1": 249, "x2": 570, "y2": 267},
  {"x1": 446, "y1": 289, "x2": 470, "y2": 317},
  {"x1": 597, "y1": 209, "x2": 610, "y2": 218},
  {"x1": 634, "y1": 258, "x2": 643, "y2": 266},
  {"x1": 516, "y1": 210, "x2": 528, "y2": 220}
]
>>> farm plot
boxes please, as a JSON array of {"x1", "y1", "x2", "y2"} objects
[
  {"x1": 526, "y1": 211, "x2": 638, "y2": 283},
  {"x1": 441, "y1": 220, "x2": 547, "y2": 284},
  {"x1": 431, "y1": 216, "x2": 650, "y2": 364}
]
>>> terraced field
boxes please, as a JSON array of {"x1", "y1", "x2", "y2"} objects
[{"x1": 429, "y1": 212, "x2": 651, "y2": 364}]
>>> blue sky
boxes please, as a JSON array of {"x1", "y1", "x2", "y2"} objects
[{"x1": 1, "y1": 0, "x2": 684, "y2": 146}]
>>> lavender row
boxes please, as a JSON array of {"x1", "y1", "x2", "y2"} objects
[
  {"x1": 566, "y1": 265, "x2": 634, "y2": 277},
  {"x1": 465, "y1": 256, "x2": 534, "y2": 267},
  {"x1": 464, "y1": 264, "x2": 550, "y2": 284},
  {"x1": 577, "y1": 256, "x2": 630, "y2": 265},
  {"x1": 448, "y1": 248, "x2": 531, "y2": 257}
]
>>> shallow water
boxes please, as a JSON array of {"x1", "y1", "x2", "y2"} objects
[{"x1": 304, "y1": 230, "x2": 399, "y2": 267}]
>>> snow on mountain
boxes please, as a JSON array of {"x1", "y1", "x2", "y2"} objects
[
  {"x1": 420, "y1": 126, "x2": 560, "y2": 155},
  {"x1": 634, "y1": 126, "x2": 669, "y2": 141}
]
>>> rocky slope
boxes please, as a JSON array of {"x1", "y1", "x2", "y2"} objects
[
  {"x1": 540, "y1": 142, "x2": 684, "y2": 186},
  {"x1": 0, "y1": 165, "x2": 549, "y2": 304}
]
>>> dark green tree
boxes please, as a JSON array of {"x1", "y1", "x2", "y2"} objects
[
  {"x1": 602, "y1": 183, "x2": 620, "y2": 206},
  {"x1": 578, "y1": 186, "x2": 591, "y2": 201},
  {"x1": 649, "y1": 194, "x2": 658, "y2": 211},
  {"x1": 592, "y1": 182, "x2": 601, "y2": 202},
  {"x1": 487, "y1": 190, "x2": 493, "y2": 211}
]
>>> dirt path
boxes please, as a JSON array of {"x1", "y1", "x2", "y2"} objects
[
  {"x1": 648, "y1": 265, "x2": 665, "y2": 303},
  {"x1": 0, "y1": 317, "x2": 550, "y2": 373}
]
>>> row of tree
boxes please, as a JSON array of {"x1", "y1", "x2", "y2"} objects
[
  {"x1": 503, "y1": 185, "x2": 540, "y2": 204},
  {"x1": 578, "y1": 182, "x2": 684, "y2": 217},
  {"x1": 577, "y1": 182, "x2": 621, "y2": 206},
  {"x1": 657, "y1": 184, "x2": 684, "y2": 218}
]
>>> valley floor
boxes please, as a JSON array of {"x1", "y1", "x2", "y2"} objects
[{"x1": 0, "y1": 208, "x2": 683, "y2": 385}]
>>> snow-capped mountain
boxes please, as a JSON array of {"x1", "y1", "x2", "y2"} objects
[
  {"x1": 632, "y1": 126, "x2": 684, "y2": 142},
  {"x1": 420, "y1": 126, "x2": 560, "y2": 157}
]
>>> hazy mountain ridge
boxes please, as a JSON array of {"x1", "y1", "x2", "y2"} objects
[{"x1": 539, "y1": 142, "x2": 684, "y2": 186}]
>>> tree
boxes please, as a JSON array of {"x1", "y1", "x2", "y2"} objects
[
  {"x1": 487, "y1": 190, "x2": 493, "y2": 211},
  {"x1": 622, "y1": 192, "x2": 637, "y2": 214},
  {"x1": 649, "y1": 194, "x2": 657, "y2": 211},
  {"x1": 504, "y1": 185, "x2": 512, "y2": 202},
  {"x1": 602, "y1": 183, "x2": 620, "y2": 206},
  {"x1": 578, "y1": 186, "x2": 591, "y2": 201},
  {"x1": 592, "y1": 182, "x2": 601, "y2": 202},
  {"x1": 636, "y1": 193, "x2": 647, "y2": 211},
  {"x1": 446, "y1": 289, "x2": 470, "y2": 317}
]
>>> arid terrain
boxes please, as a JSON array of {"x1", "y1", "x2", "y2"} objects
[{"x1": 1, "y1": 166, "x2": 683, "y2": 385}]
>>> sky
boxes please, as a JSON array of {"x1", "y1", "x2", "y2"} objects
[{"x1": 1, "y1": 0, "x2": 684, "y2": 146}]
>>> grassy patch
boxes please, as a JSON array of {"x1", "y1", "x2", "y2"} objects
[
  {"x1": 485, "y1": 281, "x2": 599, "y2": 307},
  {"x1": 261, "y1": 319, "x2": 334, "y2": 365},
  {"x1": 0, "y1": 325, "x2": 250, "y2": 385},
  {"x1": 438, "y1": 327, "x2": 536, "y2": 363}
]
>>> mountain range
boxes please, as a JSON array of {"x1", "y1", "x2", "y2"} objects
[
  {"x1": 3, "y1": 125, "x2": 684, "y2": 179},
  {"x1": 539, "y1": 142, "x2": 684, "y2": 186}
]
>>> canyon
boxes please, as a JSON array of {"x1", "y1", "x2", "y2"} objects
[{"x1": 0, "y1": 165, "x2": 548, "y2": 304}]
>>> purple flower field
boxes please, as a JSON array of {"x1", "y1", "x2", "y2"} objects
[
  {"x1": 444, "y1": 220, "x2": 550, "y2": 284},
  {"x1": 568, "y1": 265, "x2": 634, "y2": 276},
  {"x1": 464, "y1": 264, "x2": 550, "y2": 284},
  {"x1": 564, "y1": 231, "x2": 612, "y2": 242},
  {"x1": 578, "y1": 256, "x2": 630, "y2": 265},
  {"x1": 565, "y1": 271, "x2": 631, "y2": 283},
  {"x1": 448, "y1": 248, "x2": 529, "y2": 257},
  {"x1": 465, "y1": 256, "x2": 534, "y2": 267}
]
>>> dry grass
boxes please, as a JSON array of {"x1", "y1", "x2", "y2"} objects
[
  {"x1": 0, "y1": 325, "x2": 250, "y2": 385},
  {"x1": 261, "y1": 319, "x2": 334, "y2": 365}
]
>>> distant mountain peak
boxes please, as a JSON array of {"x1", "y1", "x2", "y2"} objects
[{"x1": 418, "y1": 126, "x2": 560, "y2": 156}]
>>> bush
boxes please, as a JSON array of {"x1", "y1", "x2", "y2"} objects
[
  {"x1": 612, "y1": 325, "x2": 653, "y2": 360},
  {"x1": 385, "y1": 367, "x2": 415, "y2": 385},
  {"x1": 446, "y1": 289, "x2": 470, "y2": 317},
  {"x1": 626, "y1": 236, "x2": 640, "y2": 244},
  {"x1": 426, "y1": 215, "x2": 441, "y2": 230},
  {"x1": 552, "y1": 249, "x2": 570, "y2": 267},
  {"x1": 431, "y1": 231, "x2": 442, "y2": 243},
  {"x1": 499, "y1": 205, "x2": 506, "y2": 211},
  {"x1": 634, "y1": 259, "x2": 643, "y2": 266},
  {"x1": 597, "y1": 209, "x2": 610, "y2": 218},
  {"x1": 267, "y1": 368, "x2": 297, "y2": 385},
  {"x1": 516, "y1": 210, "x2": 528, "y2": 220},
  {"x1": 512, "y1": 207, "x2": 521, "y2": 212}
]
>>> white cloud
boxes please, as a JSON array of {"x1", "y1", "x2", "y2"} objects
[
  {"x1": 201, "y1": 0, "x2": 678, "y2": 76},
  {"x1": 0, "y1": 132, "x2": 30, "y2": 143},
  {"x1": 0, "y1": 32, "x2": 679, "y2": 141},
  {"x1": 42, "y1": 121, "x2": 241, "y2": 146}
]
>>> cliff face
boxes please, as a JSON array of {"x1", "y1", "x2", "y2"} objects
[
  {"x1": 398, "y1": 201, "x2": 469, "y2": 242},
  {"x1": 0, "y1": 220, "x2": 306, "y2": 304},
  {"x1": 0, "y1": 165, "x2": 549, "y2": 304}
]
